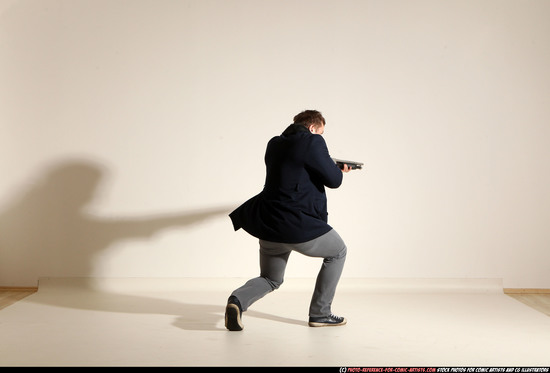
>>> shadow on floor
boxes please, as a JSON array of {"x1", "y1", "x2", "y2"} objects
[{"x1": 25, "y1": 284, "x2": 306, "y2": 331}]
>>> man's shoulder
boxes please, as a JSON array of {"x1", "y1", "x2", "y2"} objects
[{"x1": 308, "y1": 133, "x2": 328, "y2": 147}]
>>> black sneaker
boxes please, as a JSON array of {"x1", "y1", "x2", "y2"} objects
[
  {"x1": 225, "y1": 296, "x2": 243, "y2": 331},
  {"x1": 308, "y1": 314, "x2": 347, "y2": 327}
]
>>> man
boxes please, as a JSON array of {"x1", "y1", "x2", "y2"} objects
[{"x1": 226, "y1": 110, "x2": 350, "y2": 331}]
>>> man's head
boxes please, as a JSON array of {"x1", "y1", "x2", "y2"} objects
[{"x1": 293, "y1": 110, "x2": 325, "y2": 135}]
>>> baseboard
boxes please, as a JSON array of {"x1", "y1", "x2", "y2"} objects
[
  {"x1": 5, "y1": 282, "x2": 548, "y2": 295},
  {"x1": 32, "y1": 277, "x2": 505, "y2": 294},
  {"x1": 504, "y1": 288, "x2": 550, "y2": 294},
  {"x1": 0, "y1": 286, "x2": 38, "y2": 292}
]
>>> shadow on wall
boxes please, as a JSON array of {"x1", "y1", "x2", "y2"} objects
[{"x1": 0, "y1": 159, "x2": 234, "y2": 286}]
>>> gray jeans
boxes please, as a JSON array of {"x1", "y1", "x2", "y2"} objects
[{"x1": 231, "y1": 229, "x2": 347, "y2": 317}]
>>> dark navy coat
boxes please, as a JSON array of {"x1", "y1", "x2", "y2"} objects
[{"x1": 229, "y1": 124, "x2": 343, "y2": 243}]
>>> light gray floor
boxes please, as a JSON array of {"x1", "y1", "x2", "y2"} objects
[{"x1": 1, "y1": 278, "x2": 549, "y2": 367}]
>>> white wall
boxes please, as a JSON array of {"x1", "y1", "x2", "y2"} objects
[{"x1": 1, "y1": 0, "x2": 549, "y2": 288}]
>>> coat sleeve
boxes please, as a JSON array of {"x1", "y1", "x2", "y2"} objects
[{"x1": 304, "y1": 135, "x2": 343, "y2": 189}]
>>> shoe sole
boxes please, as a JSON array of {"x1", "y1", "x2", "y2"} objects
[
  {"x1": 225, "y1": 304, "x2": 243, "y2": 331},
  {"x1": 308, "y1": 318, "x2": 347, "y2": 327}
]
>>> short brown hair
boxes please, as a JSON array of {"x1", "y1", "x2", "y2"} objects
[{"x1": 293, "y1": 110, "x2": 325, "y2": 129}]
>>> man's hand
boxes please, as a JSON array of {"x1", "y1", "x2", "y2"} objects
[{"x1": 341, "y1": 164, "x2": 351, "y2": 173}]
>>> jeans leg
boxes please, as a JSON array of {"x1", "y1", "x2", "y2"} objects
[
  {"x1": 231, "y1": 243, "x2": 291, "y2": 312},
  {"x1": 292, "y1": 230, "x2": 347, "y2": 317}
]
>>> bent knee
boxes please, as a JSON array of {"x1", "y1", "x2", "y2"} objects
[
  {"x1": 265, "y1": 277, "x2": 284, "y2": 291},
  {"x1": 324, "y1": 244, "x2": 347, "y2": 263},
  {"x1": 338, "y1": 244, "x2": 347, "y2": 259}
]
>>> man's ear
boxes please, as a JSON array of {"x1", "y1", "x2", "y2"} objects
[{"x1": 308, "y1": 124, "x2": 317, "y2": 133}]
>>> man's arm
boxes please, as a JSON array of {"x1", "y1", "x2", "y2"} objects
[{"x1": 305, "y1": 135, "x2": 344, "y2": 188}]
